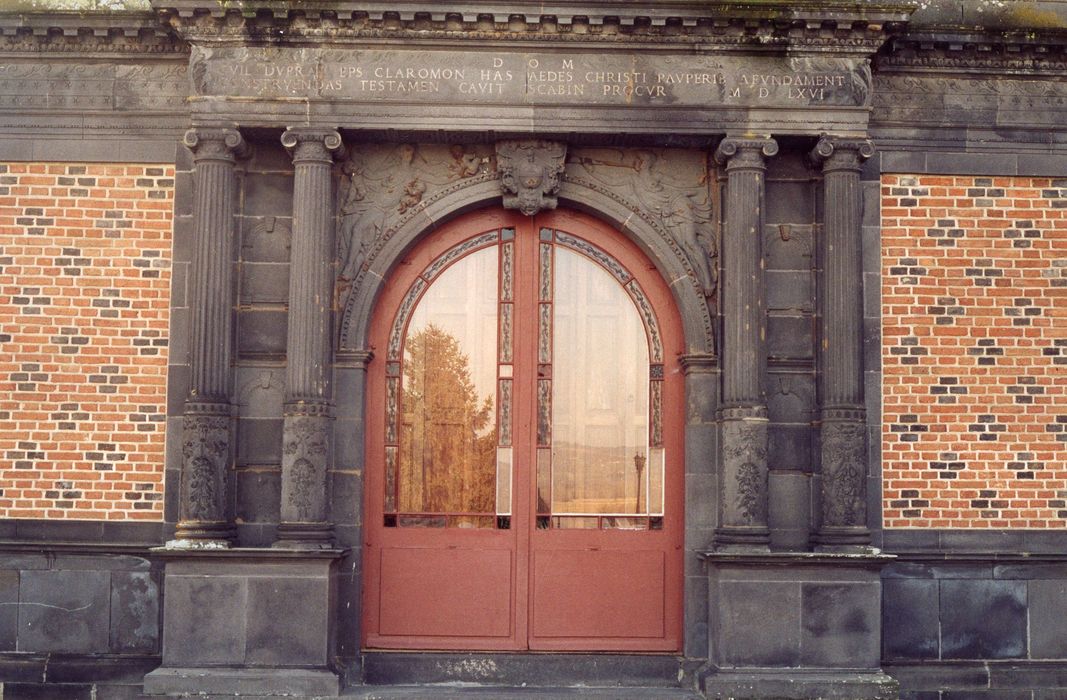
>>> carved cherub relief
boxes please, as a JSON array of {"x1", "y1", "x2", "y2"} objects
[
  {"x1": 570, "y1": 148, "x2": 717, "y2": 297},
  {"x1": 337, "y1": 144, "x2": 489, "y2": 281}
]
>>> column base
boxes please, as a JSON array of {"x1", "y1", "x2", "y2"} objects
[
  {"x1": 714, "y1": 525, "x2": 770, "y2": 551},
  {"x1": 814, "y1": 525, "x2": 873, "y2": 551},
  {"x1": 274, "y1": 521, "x2": 334, "y2": 549},
  {"x1": 143, "y1": 667, "x2": 340, "y2": 697},
  {"x1": 172, "y1": 519, "x2": 235, "y2": 546},
  {"x1": 701, "y1": 669, "x2": 898, "y2": 700}
]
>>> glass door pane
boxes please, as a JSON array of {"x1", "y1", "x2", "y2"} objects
[{"x1": 389, "y1": 244, "x2": 501, "y2": 528}]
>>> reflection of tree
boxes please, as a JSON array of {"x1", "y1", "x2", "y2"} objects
[{"x1": 400, "y1": 323, "x2": 496, "y2": 515}]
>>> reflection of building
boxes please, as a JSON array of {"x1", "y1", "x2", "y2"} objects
[{"x1": 1, "y1": 1, "x2": 1066, "y2": 698}]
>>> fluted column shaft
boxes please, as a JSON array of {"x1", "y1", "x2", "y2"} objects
[
  {"x1": 276, "y1": 128, "x2": 344, "y2": 548},
  {"x1": 811, "y1": 136, "x2": 875, "y2": 550},
  {"x1": 175, "y1": 127, "x2": 247, "y2": 544},
  {"x1": 713, "y1": 137, "x2": 777, "y2": 549}
]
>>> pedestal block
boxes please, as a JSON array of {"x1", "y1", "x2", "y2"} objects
[
  {"x1": 701, "y1": 552, "x2": 898, "y2": 700},
  {"x1": 142, "y1": 548, "x2": 346, "y2": 697}
]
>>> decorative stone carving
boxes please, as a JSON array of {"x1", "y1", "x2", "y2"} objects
[
  {"x1": 280, "y1": 411, "x2": 331, "y2": 526},
  {"x1": 571, "y1": 149, "x2": 716, "y2": 297},
  {"x1": 175, "y1": 404, "x2": 232, "y2": 544},
  {"x1": 337, "y1": 144, "x2": 489, "y2": 282},
  {"x1": 719, "y1": 409, "x2": 770, "y2": 545},
  {"x1": 821, "y1": 415, "x2": 868, "y2": 529},
  {"x1": 496, "y1": 140, "x2": 567, "y2": 216}
]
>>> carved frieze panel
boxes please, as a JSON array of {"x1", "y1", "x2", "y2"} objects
[
  {"x1": 281, "y1": 413, "x2": 331, "y2": 523},
  {"x1": 0, "y1": 61, "x2": 188, "y2": 112}
]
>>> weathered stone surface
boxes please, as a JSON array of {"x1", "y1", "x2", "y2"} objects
[
  {"x1": 882, "y1": 579, "x2": 939, "y2": 661},
  {"x1": 161, "y1": 576, "x2": 246, "y2": 666},
  {"x1": 18, "y1": 570, "x2": 110, "y2": 654},
  {"x1": 109, "y1": 571, "x2": 159, "y2": 654},
  {"x1": 246, "y1": 577, "x2": 329, "y2": 665},
  {"x1": 0, "y1": 569, "x2": 17, "y2": 651},
  {"x1": 801, "y1": 582, "x2": 880, "y2": 668},
  {"x1": 940, "y1": 580, "x2": 1027, "y2": 659},
  {"x1": 718, "y1": 580, "x2": 801, "y2": 666},
  {"x1": 1029, "y1": 579, "x2": 1067, "y2": 659}
]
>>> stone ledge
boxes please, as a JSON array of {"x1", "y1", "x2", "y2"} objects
[
  {"x1": 143, "y1": 667, "x2": 341, "y2": 697},
  {"x1": 701, "y1": 669, "x2": 899, "y2": 700}
]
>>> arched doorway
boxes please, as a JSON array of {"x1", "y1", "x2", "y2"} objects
[{"x1": 362, "y1": 208, "x2": 684, "y2": 651}]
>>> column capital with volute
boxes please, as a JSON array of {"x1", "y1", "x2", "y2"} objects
[
  {"x1": 281, "y1": 127, "x2": 345, "y2": 164},
  {"x1": 810, "y1": 136, "x2": 875, "y2": 173}
]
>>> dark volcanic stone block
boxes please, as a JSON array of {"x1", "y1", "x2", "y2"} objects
[
  {"x1": 766, "y1": 315, "x2": 814, "y2": 360},
  {"x1": 0, "y1": 569, "x2": 17, "y2": 651},
  {"x1": 940, "y1": 580, "x2": 1026, "y2": 659},
  {"x1": 18, "y1": 569, "x2": 110, "y2": 653},
  {"x1": 237, "y1": 418, "x2": 284, "y2": 465},
  {"x1": 162, "y1": 576, "x2": 245, "y2": 665},
  {"x1": 236, "y1": 468, "x2": 281, "y2": 523},
  {"x1": 1029, "y1": 579, "x2": 1067, "y2": 659},
  {"x1": 246, "y1": 577, "x2": 328, "y2": 665},
  {"x1": 717, "y1": 580, "x2": 801, "y2": 666},
  {"x1": 800, "y1": 582, "x2": 880, "y2": 668},
  {"x1": 882, "y1": 579, "x2": 939, "y2": 660},
  {"x1": 109, "y1": 571, "x2": 159, "y2": 653},
  {"x1": 242, "y1": 173, "x2": 294, "y2": 217},
  {"x1": 237, "y1": 308, "x2": 288, "y2": 358}
]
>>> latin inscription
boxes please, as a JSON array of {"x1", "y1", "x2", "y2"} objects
[{"x1": 197, "y1": 48, "x2": 868, "y2": 108}]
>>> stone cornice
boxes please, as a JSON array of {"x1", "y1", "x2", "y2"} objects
[
  {"x1": 151, "y1": 1, "x2": 913, "y2": 54},
  {"x1": 0, "y1": 10, "x2": 186, "y2": 55},
  {"x1": 877, "y1": 31, "x2": 1067, "y2": 75}
]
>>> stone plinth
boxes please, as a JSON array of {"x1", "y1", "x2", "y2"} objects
[
  {"x1": 701, "y1": 551, "x2": 898, "y2": 700},
  {"x1": 142, "y1": 547, "x2": 346, "y2": 697}
]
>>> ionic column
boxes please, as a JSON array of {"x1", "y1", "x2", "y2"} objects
[
  {"x1": 275, "y1": 128, "x2": 345, "y2": 548},
  {"x1": 175, "y1": 128, "x2": 248, "y2": 545},
  {"x1": 713, "y1": 137, "x2": 777, "y2": 549},
  {"x1": 810, "y1": 136, "x2": 875, "y2": 550}
]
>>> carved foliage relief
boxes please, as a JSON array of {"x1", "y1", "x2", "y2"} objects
[
  {"x1": 821, "y1": 419, "x2": 867, "y2": 528},
  {"x1": 282, "y1": 415, "x2": 331, "y2": 522},
  {"x1": 181, "y1": 414, "x2": 229, "y2": 522},
  {"x1": 721, "y1": 419, "x2": 768, "y2": 526}
]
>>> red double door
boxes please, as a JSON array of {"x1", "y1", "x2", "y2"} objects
[{"x1": 363, "y1": 209, "x2": 683, "y2": 651}]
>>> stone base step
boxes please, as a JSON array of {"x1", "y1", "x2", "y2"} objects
[{"x1": 345, "y1": 687, "x2": 704, "y2": 699}]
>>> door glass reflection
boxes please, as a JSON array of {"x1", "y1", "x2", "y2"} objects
[
  {"x1": 551, "y1": 247, "x2": 651, "y2": 517},
  {"x1": 397, "y1": 246, "x2": 498, "y2": 526}
]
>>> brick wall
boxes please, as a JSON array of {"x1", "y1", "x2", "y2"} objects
[
  {"x1": 881, "y1": 175, "x2": 1066, "y2": 528},
  {"x1": 0, "y1": 163, "x2": 173, "y2": 520}
]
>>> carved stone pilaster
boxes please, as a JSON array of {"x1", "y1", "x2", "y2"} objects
[
  {"x1": 713, "y1": 137, "x2": 776, "y2": 550},
  {"x1": 173, "y1": 127, "x2": 247, "y2": 546},
  {"x1": 810, "y1": 136, "x2": 874, "y2": 550},
  {"x1": 276, "y1": 128, "x2": 344, "y2": 548},
  {"x1": 496, "y1": 140, "x2": 567, "y2": 216}
]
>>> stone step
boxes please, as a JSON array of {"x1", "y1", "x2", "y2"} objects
[
  {"x1": 361, "y1": 653, "x2": 689, "y2": 688},
  {"x1": 345, "y1": 686, "x2": 704, "y2": 699}
]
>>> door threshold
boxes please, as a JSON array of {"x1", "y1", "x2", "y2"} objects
[{"x1": 361, "y1": 651, "x2": 691, "y2": 689}]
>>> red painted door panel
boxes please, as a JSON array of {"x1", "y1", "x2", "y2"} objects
[{"x1": 363, "y1": 209, "x2": 683, "y2": 651}]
